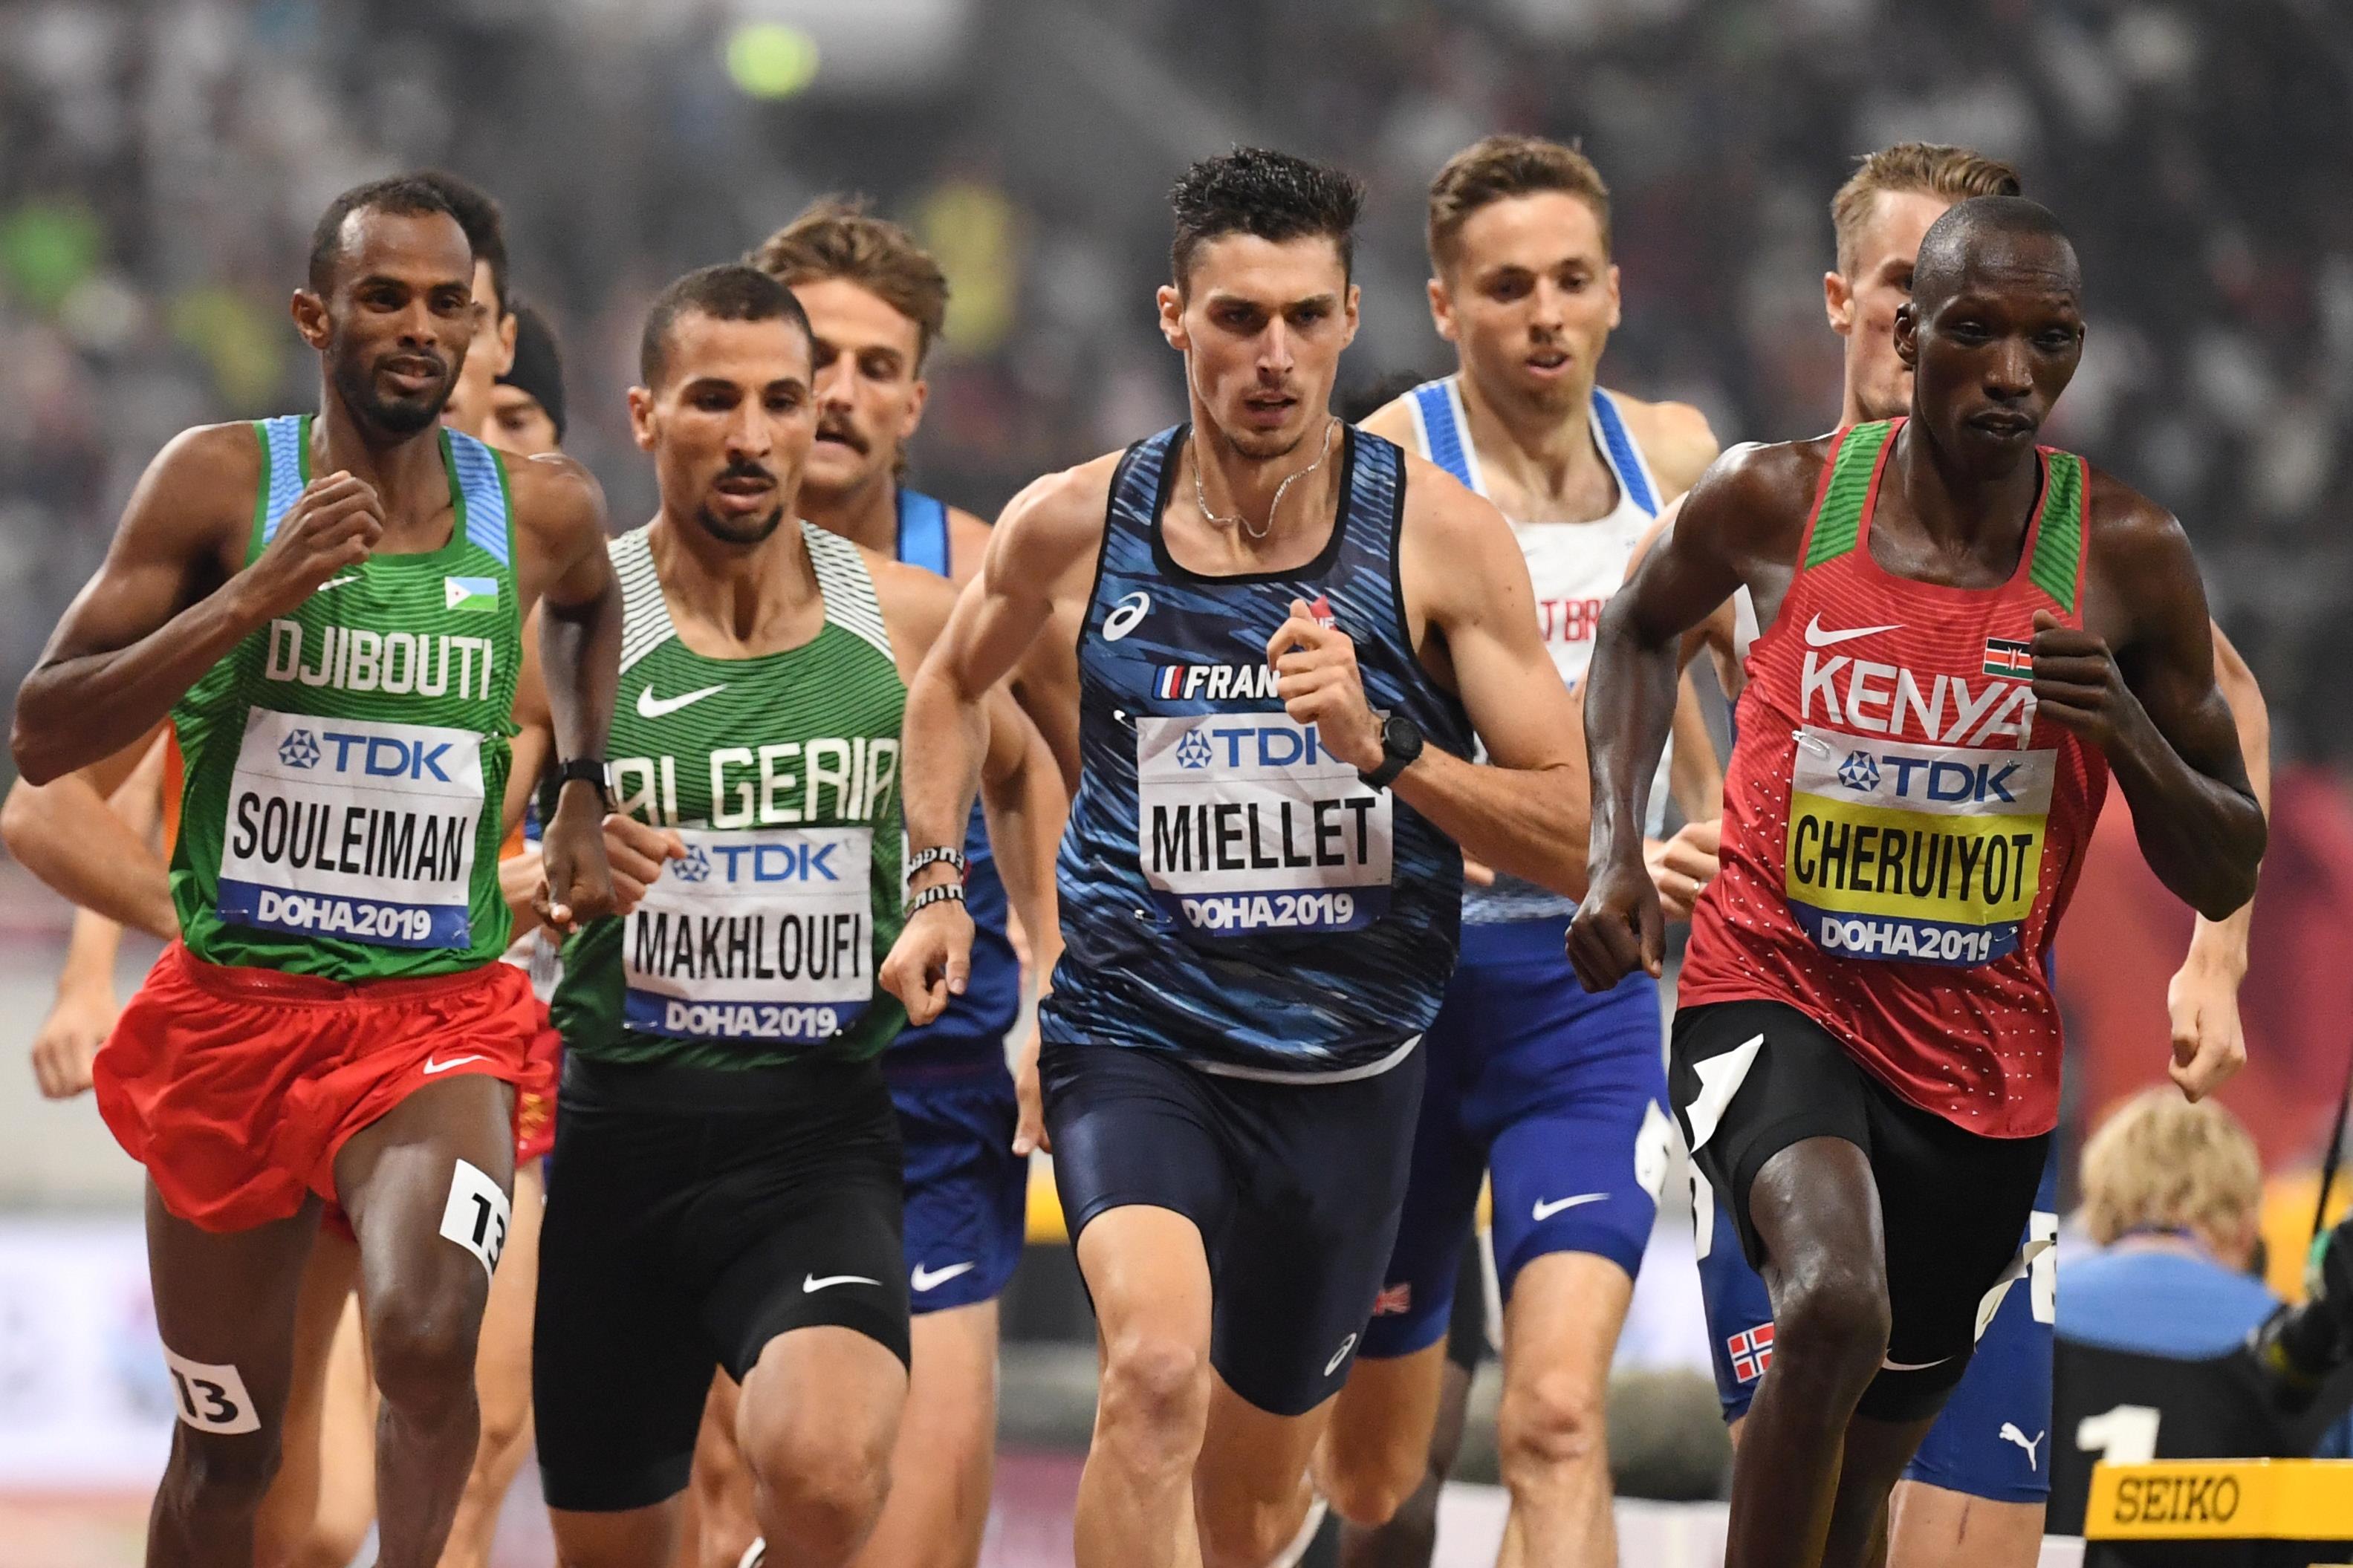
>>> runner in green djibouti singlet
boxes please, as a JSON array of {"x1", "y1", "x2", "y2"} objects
[{"x1": 9, "y1": 175, "x2": 621, "y2": 1568}]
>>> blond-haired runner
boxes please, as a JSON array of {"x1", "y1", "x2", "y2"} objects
[{"x1": 1320, "y1": 135, "x2": 1721, "y2": 1568}]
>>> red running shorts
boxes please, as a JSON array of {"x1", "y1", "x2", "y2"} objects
[{"x1": 96, "y1": 941, "x2": 538, "y2": 1233}]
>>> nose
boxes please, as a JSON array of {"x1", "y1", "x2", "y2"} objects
[
  {"x1": 1257, "y1": 318, "x2": 1294, "y2": 380},
  {"x1": 725, "y1": 394, "x2": 773, "y2": 459},
  {"x1": 1529, "y1": 278, "x2": 1568, "y2": 334},
  {"x1": 1985, "y1": 336, "x2": 2034, "y2": 401},
  {"x1": 814, "y1": 354, "x2": 854, "y2": 411}
]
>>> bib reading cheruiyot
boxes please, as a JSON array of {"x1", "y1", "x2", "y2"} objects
[
  {"x1": 551, "y1": 522, "x2": 909, "y2": 1070},
  {"x1": 1678, "y1": 420, "x2": 2112, "y2": 1137},
  {"x1": 169, "y1": 415, "x2": 520, "y2": 980}
]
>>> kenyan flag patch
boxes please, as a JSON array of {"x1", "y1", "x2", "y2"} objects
[{"x1": 1982, "y1": 637, "x2": 2033, "y2": 680}]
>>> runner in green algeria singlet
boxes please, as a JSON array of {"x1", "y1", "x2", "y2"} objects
[
  {"x1": 171, "y1": 412, "x2": 524, "y2": 979},
  {"x1": 552, "y1": 520, "x2": 909, "y2": 1070}
]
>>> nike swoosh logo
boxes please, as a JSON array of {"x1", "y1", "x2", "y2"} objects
[
  {"x1": 1880, "y1": 1353, "x2": 1952, "y2": 1371},
  {"x1": 911, "y1": 1260, "x2": 978, "y2": 1293},
  {"x1": 1531, "y1": 1193, "x2": 1609, "y2": 1221},
  {"x1": 1803, "y1": 614, "x2": 1902, "y2": 648},
  {"x1": 317, "y1": 576, "x2": 358, "y2": 592},
  {"x1": 422, "y1": 1055, "x2": 487, "y2": 1075},
  {"x1": 803, "y1": 1273, "x2": 880, "y2": 1293},
  {"x1": 637, "y1": 683, "x2": 727, "y2": 720}
]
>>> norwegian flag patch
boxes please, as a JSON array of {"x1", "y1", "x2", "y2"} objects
[
  {"x1": 1727, "y1": 1323, "x2": 1774, "y2": 1382},
  {"x1": 1982, "y1": 637, "x2": 2034, "y2": 680}
]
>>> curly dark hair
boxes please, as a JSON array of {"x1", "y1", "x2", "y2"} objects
[{"x1": 1169, "y1": 147, "x2": 1364, "y2": 291}]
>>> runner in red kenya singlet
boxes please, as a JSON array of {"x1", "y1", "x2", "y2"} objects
[{"x1": 1568, "y1": 196, "x2": 2266, "y2": 1568}]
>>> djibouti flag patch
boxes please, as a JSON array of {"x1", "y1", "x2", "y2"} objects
[
  {"x1": 1983, "y1": 636, "x2": 2033, "y2": 680},
  {"x1": 444, "y1": 575, "x2": 499, "y2": 614}
]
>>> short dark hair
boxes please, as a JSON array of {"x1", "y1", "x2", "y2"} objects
[
  {"x1": 498, "y1": 300, "x2": 567, "y2": 440},
  {"x1": 1911, "y1": 195, "x2": 2078, "y2": 313},
  {"x1": 307, "y1": 175, "x2": 464, "y2": 295},
  {"x1": 1427, "y1": 135, "x2": 1612, "y2": 273},
  {"x1": 638, "y1": 264, "x2": 812, "y2": 388},
  {"x1": 415, "y1": 170, "x2": 512, "y2": 317},
  {"x1": 1169, "y1": 148, "x2": 1364, "y2": 291}
]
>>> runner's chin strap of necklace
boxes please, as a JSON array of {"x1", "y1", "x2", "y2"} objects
[{"x1": 1193, "y1": 416, "x2": 1340, "y2": 541}]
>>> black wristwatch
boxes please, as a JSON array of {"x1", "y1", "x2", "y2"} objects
[
  {"x1": 1360, "y1": 711, "x2": 1423, "y2": 791},
  {"x1": 556, "y1": 757, "x2": 614, "y2": 810}
]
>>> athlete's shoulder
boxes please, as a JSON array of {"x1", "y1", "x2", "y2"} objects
[
  {"x1": 1672, "y1": 435, "x2": 1835, "y2": 562},
  {"x1": 2077, "y1": 457, "x2": 2185, "y2": 556},
  {"x1": 500, "y1": 449, "x2": 607, "y2": 530},
  {"x1": 146, "y1": 420, "x2": 267, "y2": 507},
  {"x1": 988, "y1": 450, "x2": 1123, "y2": 571},
  {"x1": 1355, "y1": 395, "x2": 1419, "y2": 447},
  {"x1": 1605, "y1": 390, "x2": 1720, "y2": 498},
  {"x1": 1395, "y1": 441, "x2": 1502, "y2": 533}
]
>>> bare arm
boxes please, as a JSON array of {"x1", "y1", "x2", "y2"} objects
[
  {"x1": 1, "y1": 729, "x2": 175, "y2": 940},
  {"x1": 2040, "y1": 495, "x2": 2264, "y2": 921},
  {"x1": 2164, "y1": 621, "x2": 2273, "y2": 1101},
  {"x1": 1570, "y1": 445, "x2": 1799, "y2": 986},
  {"x1": 510, "y1": 458, "x2": 622, "y2": 930},
  {"x1": 1268, "y1": 463, "x2": 1586, "y2": 894},
  {"x1": 884, "y1": 464, "x2": 1102, "y2": 1021},
  {"x1": 14, "y1": 428, "x2": 388, "y2": 783}
]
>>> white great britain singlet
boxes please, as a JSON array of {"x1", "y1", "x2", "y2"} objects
[{"x1": 1404, "y1": 377, "x2": 1668, "y2": 923}]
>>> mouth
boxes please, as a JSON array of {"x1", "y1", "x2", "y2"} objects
[
  {"x1": 814, "y1": 423, "x2": 867, "y2": 455},
  {"x1": 1968, "y1": 409, "x2": 2036, "y2": 439},
  {"x1": 710, "y1": 472, "x2": 777, "y2": 513},
  {"x1": 379, "y1": 355, "x2": 444, "y2": 395},
  {"x1": 1524, "y1": 348, "x2": 1573, "y2": 377},
  {"x1": 1240, "y1": 392, "x2": 1298, "y2": 428}
]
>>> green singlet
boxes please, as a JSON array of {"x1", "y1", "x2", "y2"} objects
[
  {"x1": 171, "y1": 414, "x2": 521, "y2": 980},
  {"x1": 552, "y1": 521, "x2": 910, "y2": 1070}
]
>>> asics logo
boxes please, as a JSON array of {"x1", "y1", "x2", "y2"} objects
[
  {"x1": 1802, "y1": 614, "x2": 1902, "y2": 648},
  {"x1": 1999, "y1": 1422, "x2": 2045, "y2": 1471},
  {"x1": 911, "y1": 1260, "x2": 978, "y2": 1293},
  {"x1": 421, "y1": 1055, "x2": 487, "y2": 1076},
  {"x1": 1532, "y1": 1192, "x2": 1609, "y2": 1221},
  {"x1": 1324, "y1": 1333, "x2": 1358, "y2": 1376},
  {"x1": 802, "y1": 1273, "x2": 879, "y2": 1293},
  {"x1": 637, "y1": 683, "x2": 727, "y2": 720},
  {"x1": 1102, "y1": 591, "x2": 1152, "y2": 642}
]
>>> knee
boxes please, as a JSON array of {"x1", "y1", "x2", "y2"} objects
[
  {"x1": 750, "y1": 1432, "x2": 892, "y2": 1561},
  {"x1": 367, "y1": 1276, "x2": 485, "y2": 1414},
  {"x1": 1774, "y1": 1258, "x2": 1892, "y2": 1383},
  {"x1": 1195, "y1": 1497, "x2": 1305, "y2": 1568},
  {"x1": 1497, "y1": 1364, "x2": 1609, "y2": 1483},
  {"x1": 1096, "y1": 1330, "x2": 1210, "y2": 1448},
  {"x1": 161, "y1": 1431, "x2": 282, "y2": 1519},
  {"x1": 1319, "y1": 1436, "x2": 1428, "y2": 1530}
]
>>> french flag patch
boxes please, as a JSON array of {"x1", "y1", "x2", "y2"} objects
[
  {"x1": 1155, "y1": 666, "x2": 1190, "y2": 700},
  {"x1": 1728, "y1": 1324, "x2": 1774, "y2": 1382}
]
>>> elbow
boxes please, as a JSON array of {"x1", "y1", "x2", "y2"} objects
[
  {"x1": 10, "y1": 718, "x2": 65, "y2": 789},
  {"x1": 2193, "y1": 813, "x2": 2267, "y2": 923},
  {"x1": 0, "y1": 781, "x2": 39, "y2": 856}
]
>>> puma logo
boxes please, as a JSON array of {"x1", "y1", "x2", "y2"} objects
[{"x1": 1999, "y1": 1422, "x2": 2045, "y2": 1471}]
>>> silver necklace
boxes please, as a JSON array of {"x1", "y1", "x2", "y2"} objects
[{"x1": 1192, "y1": 416, "x2": 1340, "y2": 541}]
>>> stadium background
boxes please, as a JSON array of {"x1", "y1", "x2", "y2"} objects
[{"x1": 0, "y1": 0, "x2": 2347, "y2": 1561}]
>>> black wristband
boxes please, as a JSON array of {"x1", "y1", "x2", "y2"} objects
[
  {"x1": 907, "y1": 882, "x2": 967, "y2": 916},
  {"x1": 906, "y1": 845, "x2": 970, "y2": 884},
  {"x1": 556, "y1": 758, "x2": 613, "y2": 810}
]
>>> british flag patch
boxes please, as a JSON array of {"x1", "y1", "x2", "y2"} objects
[
  {"x1": 1372, "y1": 1282, "x2": 1412, "y2": 1316},
  {"x1": 1727, "y1": 1323, "x2": 1774, "y2": 1382}
]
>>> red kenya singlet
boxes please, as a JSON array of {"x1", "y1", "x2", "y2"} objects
[{"x1": 1678, "y1": 420, "x2": 2109, "y2": 1137}]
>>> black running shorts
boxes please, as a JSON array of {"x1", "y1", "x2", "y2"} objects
[
  {"x1": 1670, "y1": 999, "x2": 2048, "y2": 1422},
  {"x1": 1040, "y1": 1038, "x2": 1426, "y2": 1418},
  {"x1": 533, "y1": 1053, "x2": 910, "y2": 1512}
]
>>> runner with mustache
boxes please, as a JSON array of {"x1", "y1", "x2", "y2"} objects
[{"x1": 10, "y1": 173, "x2": 623, "y2": 1568}]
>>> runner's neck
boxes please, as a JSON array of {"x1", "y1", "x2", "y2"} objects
[
  {"x1": 1455, "y1": 364, "x2": 1615, "y2": 522},
  {"x1": 646, "y1": 511, "x2": 823, "y2": 656},
  {"x1": 799, "y1": 467, "x2": 899, "y2": 558}
]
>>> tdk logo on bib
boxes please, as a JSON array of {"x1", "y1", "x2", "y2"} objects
[
  {"x1": 1136, "y1": 714, "x2": 1392, "y2": 936},
  {"x1": 217, "y1": 709, "x2": 485, "y2": 949}
]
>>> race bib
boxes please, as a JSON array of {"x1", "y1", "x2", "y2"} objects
[
  {"x1": 1135, "y1": 714, "x2": 1392, "y2": 936},
  {"x1": 217, "y1": 709, "x2": 484, "y2": 949},
  {"x1": 1783, "y1": 725, "x2": 2054, "y2": 967},
  {"x1": 623, "y1": 824, "x2": 873, "y2": 1043}
]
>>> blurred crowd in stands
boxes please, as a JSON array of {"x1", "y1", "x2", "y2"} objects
[{"x1": 1, "y1": 0, "x2": 2348, "y2": 755}]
